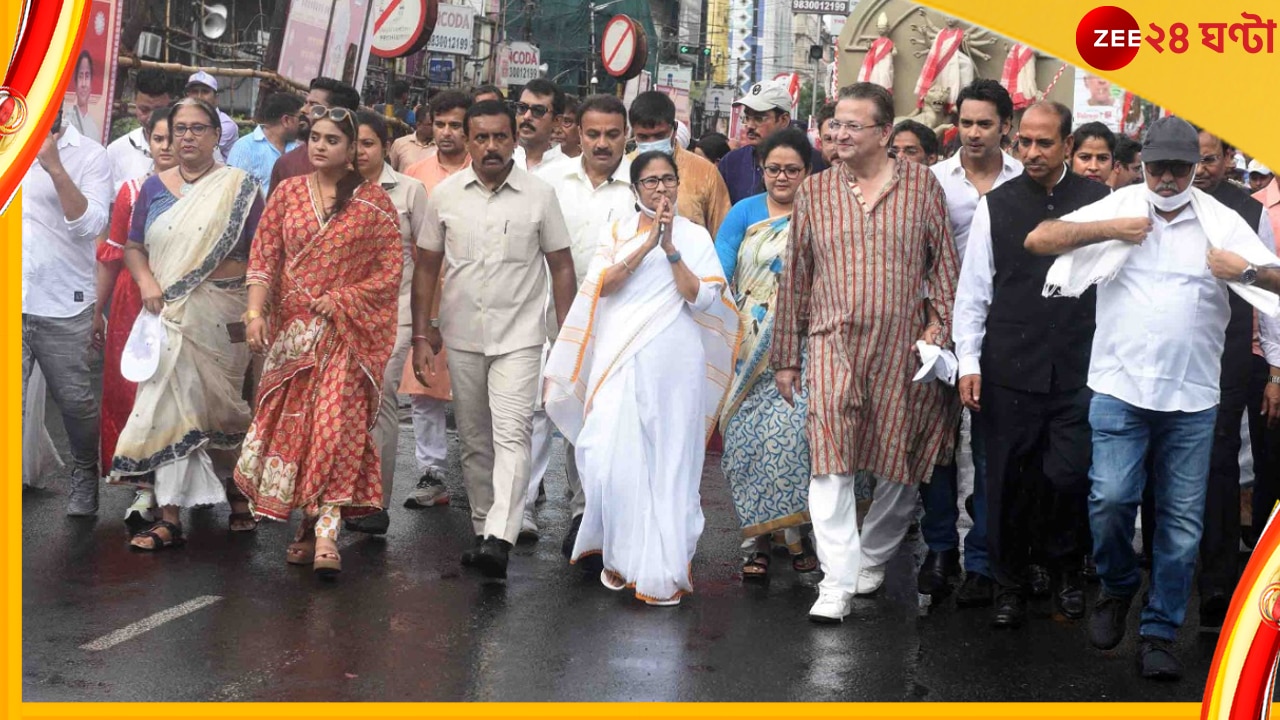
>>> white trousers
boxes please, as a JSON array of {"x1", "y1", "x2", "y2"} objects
[
  {"x1": 412, "y1": 395, "x2": 449, "y2": 475},
  {"x1": 810, "y1": 473, "x2": 915, "y2": 594},
  {"x1": 526, "y1": 410, "x2": 585, "y2": 518}
]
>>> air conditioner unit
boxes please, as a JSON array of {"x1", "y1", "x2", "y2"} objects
[{"x1": 136, "y1": 31, "x2": 163, "y2": 59}]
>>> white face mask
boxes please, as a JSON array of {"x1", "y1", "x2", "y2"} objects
[
  {"x1": 1146, "y1": 183, "x2": 1194, "y2": 212},
  {"x1": 636, "y1": 137, "x2": 674, "y2": 155},
  {"x1": 633, "y1": 190, "x2": 676, "y2": 219}
]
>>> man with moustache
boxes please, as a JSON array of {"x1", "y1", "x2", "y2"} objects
[
  {"x1": 954, "y1": 101, "x2": 1108, "y2": 627},
  {"x1": 411, "y1": 100, "x2": 577, "y2": 579},
  {"x1": 891, "y1": 119, "x2": 939, "y2": 166},
  {"x1": 526, "y1": 95, "x2": 638, "y2": 549},
  {"x1": 390, "y1": 104, "x2": 437, "y2": 171},
  {"x1": 268, "y1": 77, "x2": 361, "y2": 197},
  {"x1": 1026, "y1": 116, "x2": 1280, "y2": 679},
  {"x1": 815, "y1": 102, "x2": 839, "y2": 167},
  {"x1": 512, "y1": 78, "x2": 565, "y2": 171},
  {"x1": 628, "y1": 91, "x2": 731, "y2": 235},
  {"x1": 772, "y1": 82, "x2": 959, "y2": 622},
  {"x1": 106, "y1": 69, "x2": 172, "y2": 190},
  {"x1": 719, "y1": 80, "x2": 796, "y2": 204},
  {"x1": 1185, "y1": 126, "x2": 1279, "y2": 628},
  {"x1": 920, "y1": 79, "x2": 1022, "y2": 606},
  {"x1": 1072, "y1": 122, "x2": 1116, "y2": 185}
]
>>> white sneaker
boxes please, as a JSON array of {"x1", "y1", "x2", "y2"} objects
[
  {"x1": 808, "y1": 588, "x2": 853, "y2": 623},
  {"x1": 123, "y1": 489, "x2": 156, "y2": 530},
  {"x1": 855, "y1": 564, "x2": 886, "y2": 596}
]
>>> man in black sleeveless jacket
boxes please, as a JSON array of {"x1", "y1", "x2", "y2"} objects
[{"x1": 952, "y1": 102, "x2": 1109, "y2": 629}]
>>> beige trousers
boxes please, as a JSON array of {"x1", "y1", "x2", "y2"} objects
[
  {"x1": 371, "y1": 324, "x2": 413, "y2": 503},
  {"x1": 447, "y1": 345, "x2": 542, "y2": 543}
]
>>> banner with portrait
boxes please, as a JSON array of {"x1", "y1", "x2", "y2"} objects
[{"x1": 61, "y1": 0, "x2": 120, "y2": 146}]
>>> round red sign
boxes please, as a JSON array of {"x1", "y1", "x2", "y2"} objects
[{"x1": 370, "y1": 0, "x2": 439, "y2": 59}]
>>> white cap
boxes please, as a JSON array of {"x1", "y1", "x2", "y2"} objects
[
  {"x1": 120, "y1": 311, "x2": 168, "y2": 383},
  {"x1": 1248, "y1": 159, "x2": 1273, "y2": 176},
  {"x1": 186, "y1": 70, "x2": 218, "y2": 92},
  {"x1": 1234, "y1": 153, "x2": 1248, "y2": 171},
  {"x1": 734, "y1": 80, "x2": 792, "y2": 114}
]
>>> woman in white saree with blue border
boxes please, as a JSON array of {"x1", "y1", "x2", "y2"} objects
[{"x1": 544, "y1": 152, "x2": 740, "y2": 606}]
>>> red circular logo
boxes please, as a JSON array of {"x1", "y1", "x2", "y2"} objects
[{"x1": 1076, "y1": 5, "x2": 1141, "y2": 70}]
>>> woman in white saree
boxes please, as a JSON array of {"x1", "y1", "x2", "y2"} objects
[{"x1": 544, "y1": 151, "x2": 740, "y2": 606}]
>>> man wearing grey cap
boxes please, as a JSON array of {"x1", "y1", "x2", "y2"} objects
[
  {"x1": 718, "y1": 80, "x2": 827, "y2": 204},
  {"x1": 1025, "y1": 116, "x2": 1280, "y2": 680},
  {"x1": 185, "y1": 71, "x2": 239, "y2": 160}
]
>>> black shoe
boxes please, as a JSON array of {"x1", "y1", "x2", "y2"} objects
[
  {"x1": 474, "y1": 536, "x2": 512, "y2": 579},
  {"x1": 917, "y1": 548, "x2": 961, "y2": 596},
  {"x1": 992, "y1": 592, "x2": 1026, "y2": 628},
  {"x1": 1082, "y1": 554, "x2": 1099, "y2": 584},
  {"x1": 1027, "y1": 564, "x2": 1052, "y2": 598},
  {"x1": 1054, "y1": 570, "x2": 1086, "y2": 620},
  {"x1": 956, "y1": 573, "x2": 994, "y2": 608},
  {"x1": 1138, "y1": 635, "x2": 1183, "y2": 680},
  {"x1": 1200, "y1": 592, "x2": 1229, "y2": 629},
  {"x1": 562, "y1": 514, "x2": 583, "y2": 561},
  {"x1": 344, "y1": 509, "x2": 389, "y2": 535},
  {"x1": 1089, "y1": 591, "x2": 1134, "y2": 650},
  {"x1": 460, "y1": 535, "x2": 483, "y2": 567}
]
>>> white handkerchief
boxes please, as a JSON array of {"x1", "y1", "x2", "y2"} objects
[
  {"x1": 913, "y1": 341, "x2": 958, "y2": 386},
  {"x1": 121, "y1": 311, "x2": 168, "y2": 383}
]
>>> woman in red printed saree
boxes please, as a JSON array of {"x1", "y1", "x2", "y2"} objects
[{"x1": 233, "y1": 107, "x2": 402, "y2": 578}]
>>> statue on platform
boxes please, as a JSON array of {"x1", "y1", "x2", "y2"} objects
[
  {"x1": 895, "y1": 85, "x2": 954, "y2": 137},
  {"x1": 910, "y1": 15, "x2": 996, "y2": 110},
  {"x1": 1000, "y1": 42, "x2": 1041, "y2": 110},
  {"x1": 856, "y1": 13, "x2": 896, "y2": 92}
]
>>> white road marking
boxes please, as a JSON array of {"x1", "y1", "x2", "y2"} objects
[{"x1": 79, "y1": 595, "x2": 223, "y2": 651}]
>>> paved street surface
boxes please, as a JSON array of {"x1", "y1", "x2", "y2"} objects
[{"x1": 24, "y1": 401, "x2": 1217, "y2": 702}]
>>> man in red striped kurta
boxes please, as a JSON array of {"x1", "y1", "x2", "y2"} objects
[{"x1": 772, "y1": 83, "x2": 961, "y2": 623}]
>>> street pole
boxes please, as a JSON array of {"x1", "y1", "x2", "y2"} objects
[{"x1": 811, "y1": 57, "x2": 819, "y2": 124}]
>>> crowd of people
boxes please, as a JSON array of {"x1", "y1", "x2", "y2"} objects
[{"x1": 20, "y1": 66, "x2": 1280, "y2": 683}]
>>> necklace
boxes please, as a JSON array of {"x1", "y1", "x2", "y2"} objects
[{"x1": 178, "y1": 162, "x2": 216, "y2": 194}]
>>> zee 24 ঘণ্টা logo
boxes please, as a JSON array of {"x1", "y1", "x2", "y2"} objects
[{"x1": 1075, "y1": 4, "x2": 1275, "y2": 71}]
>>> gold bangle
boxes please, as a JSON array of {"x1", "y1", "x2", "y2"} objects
[
  {"x1": 621, "y1": 258, "x2": 634, "y2": 274},
  {"x1": 243, "y1": 309, "x2": 262, "y2": 323}
]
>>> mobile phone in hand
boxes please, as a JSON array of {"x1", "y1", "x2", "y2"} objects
[{"x1": 227, "y1": 321, "x2": 246, "y2": 344}]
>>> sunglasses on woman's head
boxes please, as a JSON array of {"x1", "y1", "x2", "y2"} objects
[{"x1": 308, "y1": 105, "x2": 356, "y2": 130}]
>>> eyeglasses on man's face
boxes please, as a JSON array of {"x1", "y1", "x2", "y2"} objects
[
  {"x1": 508, "y1": 101, "x2": 550, "y2": 119},
  {"x1": 1145, "y1": 161, "x2": 1195, "y2": 179},
  {"x1": 828, "y1": 120, "x2": 884, "y2": 134}
]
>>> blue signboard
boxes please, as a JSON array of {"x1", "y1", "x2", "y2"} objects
[{"x1": 428, "y1": 57, "x2": 455, "y2": 84}]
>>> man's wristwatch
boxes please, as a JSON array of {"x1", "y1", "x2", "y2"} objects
[
  {"x1": 1241, "y1": 264, "x2": 1258, "y2": 285},
  {"x1": 1269, "y1": 375, "x2": 1280, "y2": 386}
]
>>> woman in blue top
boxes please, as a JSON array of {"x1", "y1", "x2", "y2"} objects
[{"x1": 714, "y1": 127, "x2": 817, "y2": 582}]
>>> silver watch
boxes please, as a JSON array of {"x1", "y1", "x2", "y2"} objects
[
  {"x1": 1269, "y1": 375, "x2": 1280, "y2": 386},
  {"x1": 429, "y1": 318, "x2": 440, "y2": 328},
  {"x1": 1241, "y1": 264, "x2": 1258, "y2": 285}
]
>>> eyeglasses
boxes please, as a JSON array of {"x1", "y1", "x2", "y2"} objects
[
  {"x1": 308, "y1": 105, "x2": 356, "y2": 130},
  {"x1": 828, "y1": 120, "x2": 884, "y2": 134},
  {"x1": 507, "y1": 101, "x2": 550, "y2": 119},
  {"x1": 1145, "y1": 161, "x2": 1195, "y2": 178},
  {"x1": 1199, "y1": 154, "x2": 1221, "y2": 165},
  {"x1": 172, "y1": 123, "x2": 213, "y2": 138},
  {"x1": 741, "y1": 110, "x2": 778, "y2": 124},
  {"x1": 636, "y1": 174, "x2": 679, "y2": 190},
  {"x1": 762, "y1": 165, "x2": 805, "y2": 179}
]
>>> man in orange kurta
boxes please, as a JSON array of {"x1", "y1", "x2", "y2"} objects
[{"x1": 397, "y1": 91, "x2": 473, "y2": 508}]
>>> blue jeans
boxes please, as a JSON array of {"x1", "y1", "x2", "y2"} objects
[
  {"x1": 920, "y1": 415, "x2": 989, "y2": 576},
  {"x1": 1088, "y1": 393, "x2": 1216, "y2": 641}
]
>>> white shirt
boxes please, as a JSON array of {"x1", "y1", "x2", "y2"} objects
[
  {"x1": 533, "y1": 154, "x2": 634, "y2": 284},
  {"x1": 1063, "y1": 189, "x2": 1280, "y2": 412},
  {"x1": 21, "y1": 125, "x2": 113, "y2": 318},
  {"x1": 930, "y1": 151, "x2": 1023, "y2": 261},
  {"x1": 106, "y1": 127, "x2": 153, "y2": 192},
  {"x1": 376, "y1": 163, "x2": 429, "y2": 326},
  {"x1": 514, "y1": 143, "x2": 563, "y2": 173}
]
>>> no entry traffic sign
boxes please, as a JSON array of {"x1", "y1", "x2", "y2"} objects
[{"x1": 601, "y1": 15, "x2": 647, "y2": 80}]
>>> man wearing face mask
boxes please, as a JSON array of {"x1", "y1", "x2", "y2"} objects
[
  {"x1": 1025, "y1": 117, "x2": 1280, "y2": 680},
  {"x1": 526, "y1": 95, "x2": 638, "y2": 550},
  {"x1": 628, "y1": 91, "x2": 731, "y2": 236}
]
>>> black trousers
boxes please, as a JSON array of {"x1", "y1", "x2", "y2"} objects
[
  {"x1": 1197, "y1": 379, "x2": 1251, "y2": 598},
  {"x1": 1249, "y1": 355, "x2": 1280, "y2": 542},
  {"x1": 982, "y1": 383, "x2": 1093, "y2": 593}
]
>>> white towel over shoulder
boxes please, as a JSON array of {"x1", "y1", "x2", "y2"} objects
[{"x1": 1042, "y1": 184, "x2": 1280, "y2": 318}]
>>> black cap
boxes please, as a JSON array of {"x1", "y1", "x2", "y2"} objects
[{"x1": 1141, "y1": 117, "x2": 1200, "y2": 164}]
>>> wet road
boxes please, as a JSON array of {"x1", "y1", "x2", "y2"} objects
[{"x1": 24, "y1": 405, "x2": 1216, "y2": 702}]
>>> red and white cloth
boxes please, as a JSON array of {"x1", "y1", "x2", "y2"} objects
[
  {"x1": 858, "y1": 37, "x2": 895, "y2": 91},
  {"x1": 914, "y1": 27, "x2": 967, "y2": 109},
  {"x1": 1000, "y1": 42, "x2": 1038, "y2": 110}
]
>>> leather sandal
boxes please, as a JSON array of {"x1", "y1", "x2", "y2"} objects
[
  {"x1": 129, "y1": 520, "x2": 185, "y2": 551},
  {"x1": 742, "y1": 551, "x2": 771, "y2": 582},
  {"x1": 313, "y1": 549, "x2": 342, "y2": 578},
  {"x1": 225, "y1": 487, "x2": 258, "y2": 533},
  {"x1": 792, "y1": 536, "x2": 820, "y2": 574}
]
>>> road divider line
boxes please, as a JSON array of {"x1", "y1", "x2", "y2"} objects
[{"x1": 79, "y1": 595, "x2": 223, "y2": 651}]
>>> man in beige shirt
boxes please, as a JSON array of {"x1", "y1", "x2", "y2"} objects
[
  {"x1": 390, "y1": 105, "x2": 436, "y2": 171},
  {"x1": 628, "y1": 91, "x2": 731, "y2": 236},
  {"x1": 412, "y1": 100, "x2": 577, "y2": 579}
]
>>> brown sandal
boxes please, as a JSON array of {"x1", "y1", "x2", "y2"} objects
[
  {"x1": 792, "y1": 536, "x2": 820, "y2": 574},
  {"x1": 225, "y1": 486, "x2": 258, "y2": 533},
  {"x1": 742, "y1": 551, "x2": 770, "y2": 582},
  {"x1": 313, "y1": 549, "x2": 342, "y2": 578},
  {"x1": 286, "y1": 540, "x2": 315, "y2": 565}
]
